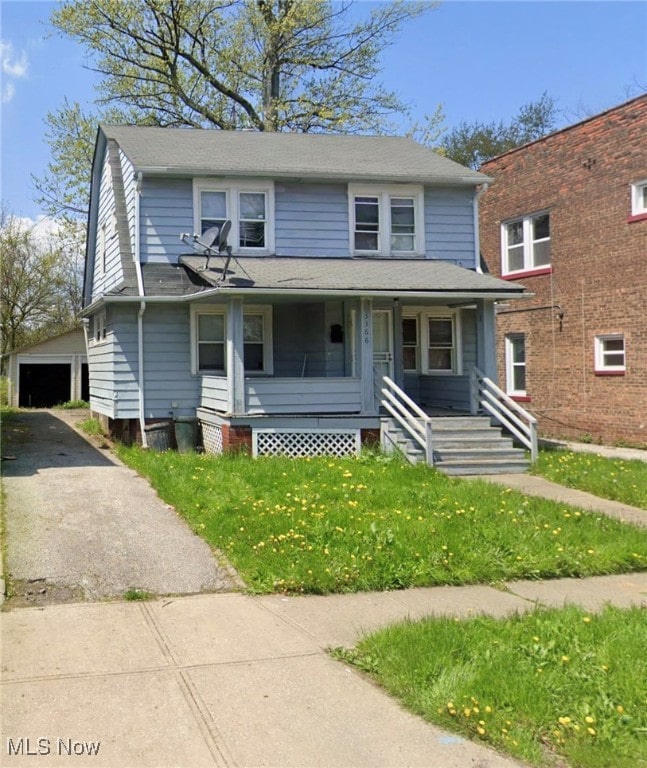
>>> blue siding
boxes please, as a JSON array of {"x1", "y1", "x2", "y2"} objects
[
  {"x1": 275, "y1": 183, "x2": 349, "y2": 257},
  {"x1": 461, "y1": 309, "x2": 477, "y2": 368},
  {"x1": 142, "y1": 305, "x2": 199, "y2": 417},
  {"x1": 140, "y1": 177, "x2": 193, "y2": 263},
  {"x1": 134, "y1": 178, "x2": 476, "y2": 265},
  {"x1": 88, "y1": 305, "x2": 139, "y2": 419},
  {"x1": 92, "y1": 149, "x2": 124, "y2": 298},
  {"x1": 424, "y1": 186, "x2": 475, "y2": 268}
]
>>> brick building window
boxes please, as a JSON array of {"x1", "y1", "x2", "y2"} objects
[
  {"x1": 505, "y1": 334, "x2": 526, "y2": 395},
  {"x1": 502, "y1": 212, "x2": 550, "y2": 275},
  {"x1": 631, "y1": 181, "x2": 647, "y2": 216},
  {"x1": 594, "y1": 334, "x2": 626, "y2": 375}
]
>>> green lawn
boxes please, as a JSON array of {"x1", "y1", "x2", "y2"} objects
[
  {"x1": 339, "y1": 605, "x2": 647, "y2": 768},
  {"x1": 532, "y1": 450, "x2": 647, "y2": 509},
  {"x1": 116, "y1": 448, "x2": 647, "y2": 594}
]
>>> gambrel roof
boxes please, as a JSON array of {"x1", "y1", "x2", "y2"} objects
[{"x1": 100, "y1": 125, "x2": 491, "y2": 186}]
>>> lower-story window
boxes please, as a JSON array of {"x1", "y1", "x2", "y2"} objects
[
  {"x1": 402, "y1": 311, "x2": 460, "y2": 374},
  {"x1": 428, "y1": 316, "x2": 456, "y2": 372},
  {"x1": 402, "y1": 317, "x2": 419, "y2": 371},
  {"x1": 594, "y1": 334, "x2": 625, "y2": 374},
  {"x1": 193, "y1": 306, "x2": 273, "y2": 374},
  {"x1": 505, "y1": 333, "x2": 526, "y2": 395}
]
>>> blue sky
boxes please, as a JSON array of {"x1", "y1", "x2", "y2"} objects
[{"x1": 1, "y1": 0, "x2": 646, "y2": 222}]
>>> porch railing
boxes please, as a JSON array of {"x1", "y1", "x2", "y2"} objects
[
  {"x1": 381, "y1": 376, "x2": 433, "y2": 465},
  {"x1": 470, "y1": 367, "x2": 538, "y2": 462}
]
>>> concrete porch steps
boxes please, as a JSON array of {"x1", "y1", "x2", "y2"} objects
[{"x1": 381, "y1": 415, "x2": 530, "y2": 475}]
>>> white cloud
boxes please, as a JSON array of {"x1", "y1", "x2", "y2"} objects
[
  {"x1": 0, "y1": 39, "x2": 29, "y2": 103},
  {"x1": 1, "y1": 81, "x2": 15, "y2": 103},
  {"x1": 13, "y1": 215, "x2": 62, "y2": 245}
]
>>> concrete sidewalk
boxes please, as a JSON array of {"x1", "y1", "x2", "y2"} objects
[{"x1": 3, "y1": 573, "x2": 647, "y2": 768}]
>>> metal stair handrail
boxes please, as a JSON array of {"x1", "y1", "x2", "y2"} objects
[
  {"x1": 470, "y1": 367, "x2": 538, "y2": 462},
  {"x1": 381, "y1": 376, "x2": 433, "y2": 465}
]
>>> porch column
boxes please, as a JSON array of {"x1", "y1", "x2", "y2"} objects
[
  {"x1": 359, "y1": 297, "x2": 374, "y2": 414},
  {"x1": 226, "y1": 297, "x2": 245, "y2": 414},
  {"x1": 392, "y1": 298, "x2": 404, "y2": 388},
  {"x1": 476, "y1": 299, "x2": 498, "y2": 381}
]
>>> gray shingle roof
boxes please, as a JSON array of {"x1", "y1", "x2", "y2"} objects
[
  {"x1": 100, "y1": 125, "x2": 490, "y2": 186},
  {"x1": 174, "y1": 256, "x2": 526, "y2": 298}
]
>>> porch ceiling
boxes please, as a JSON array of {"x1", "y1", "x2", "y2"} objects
[{"x1": 177, "y1": 256, "x2": 528, "y2": 300}]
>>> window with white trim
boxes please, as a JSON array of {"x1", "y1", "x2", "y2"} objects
[
  {"x1": 402, "y1": 310, "x2": 461, "y2": 374},
  {"x1": 194, "y1": 180, "x2": 274, "y2": 254},
  {"x1": 594, "y1": 334, "x2": 626, "y2": 373},
  {"x1": 349, "y1": 185, "x2": 424, "y2": 256},
  {"x1": 502, "y1": 212, "x2": 550, "y2": 274},
  {"x1": 631, "y1": 180, "x2": 647, "y2": 216},
  {"x1": 192, "y1": 306, "x2": 273, "y2": 374},
  {"x1": 97, "y1": 223, "x2": 106, "y2": 275},
  {"x1": 427, "y1": 316, "x2": 456, "y2": 372},
  {"x1": 402, "y1": 317, "x2": 419, "y2": 372},
  {"x1": 505, "y1": 334, "x2": 526, "y2": 395},
  {"x1": 93, "y1": 311, "x2": 106, "y2": 344},
  {"x1": 197, "y1": 313, "x2": 226, "y2": 372}
]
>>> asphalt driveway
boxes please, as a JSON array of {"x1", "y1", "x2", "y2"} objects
[{"x1": 1, "y1": 410, "x2": 239, "y2": 606}]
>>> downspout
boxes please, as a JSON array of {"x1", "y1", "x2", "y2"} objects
[
  {"x1": 134, "y1": 171, "x2": 148, "y2": 447},
  {"x1": 81, "y1": 318, "x2": 91, "y2": 410},
  {"x1": 473, "y1": 183, "x2": 489, "y2": 273}
]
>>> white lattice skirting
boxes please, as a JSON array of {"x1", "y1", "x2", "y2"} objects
[
  {"x1": 253, "y1": 429, "x2": 361, "y2": 458},
  {"x1": 201, "y1": 422, "x2": 224, "y2": 455}
]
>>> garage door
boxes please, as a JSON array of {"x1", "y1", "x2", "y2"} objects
[{"x1": 19, "y1": 364, "x2": 71, "y2": 408}]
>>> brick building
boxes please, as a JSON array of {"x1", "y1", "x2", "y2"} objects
[{"x1": 480, "y1": 95, "x2": 647, "y2": 446}]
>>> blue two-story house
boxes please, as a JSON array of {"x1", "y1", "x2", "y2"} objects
[{"x1": 83, "y1": 126, "x2": 534, "y2": 473}]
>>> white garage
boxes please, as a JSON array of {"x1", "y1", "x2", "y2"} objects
[{"x1": 5, "y1": 329, "x2": 88, "y2": 408}]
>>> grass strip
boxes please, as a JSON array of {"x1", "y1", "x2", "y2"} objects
[
  {"x1": 338, "y1": 605, "x2": 647, "y2": 768},
  {"x1": 116, "y1": 448, "x2": 646, "y2": 594},
  {"x1": 532, "y1": 450, "x2": 647, "y2": 510}
]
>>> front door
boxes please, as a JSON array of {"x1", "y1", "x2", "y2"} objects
[{"x1": 372, "y1": 310, "x2": 394, "y2": 409}]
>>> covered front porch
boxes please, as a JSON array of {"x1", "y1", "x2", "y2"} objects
[
  {"x1": 178, "y1": 254, "x2": 527, "y2": 459},
  {"x1": 193, "y1": 294, "x2": 498, "y2": 419}
]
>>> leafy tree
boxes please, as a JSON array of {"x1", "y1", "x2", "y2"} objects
[
  {"x1": 438, "y1": 93, "x2": 559, "y2": 169},
  {"x1": 40, "y1": 0, "x2": 431, "y2": 220},
  {"x1": 0, "y1": 212, "x2": 82, "y2": 357},
  {"x1": 51, "y1": 0, "x2": 427, "y2": 132}
]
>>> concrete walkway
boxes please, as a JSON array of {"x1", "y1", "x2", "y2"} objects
[
  {"x1": 470, "y1": 473, "x2": 647, "y2": 528},
  {"x1": 2, "y1": 411, "x2": 646, "y2": 767}
]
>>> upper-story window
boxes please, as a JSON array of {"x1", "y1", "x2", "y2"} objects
[
  {"x1": 97, "y1": 222, "x2": 106, "y2": 275},
  {"x1": 194, "y1": 180, "x2": 275, "y2": 254},
  {"x1": 349, "y1": 185, "x2": 424, "y2": 256},
  {"x1": 631, "y1": 180, "x2": 647, "y2": 216},
  {"x1": 502, "y1": 212, "x2": 551, "y2": 275}
]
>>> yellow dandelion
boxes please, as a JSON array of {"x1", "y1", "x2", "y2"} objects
[
  {"x1": 587, "y1": 727, "x2": 596, "y2": 736},
  {"x1": 616, "y1": 705, "x2": 624, "y2": 714},
  {"x1": 583, "y1": 616, "x2": 591, "y2": 623},
  {"x1": 585, "y1": 716, "x2": 595, "y2": 724}
]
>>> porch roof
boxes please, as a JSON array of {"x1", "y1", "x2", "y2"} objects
[{"x1": 174, "y1": 256, "x2": 528, "y2": 299}]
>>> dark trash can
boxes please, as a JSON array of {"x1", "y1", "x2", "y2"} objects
[
  {"x1": 174, "y1": 417, "x2": 198, "y2": 453},
  {"x1": 144, "y1": 421, "x2": 172, "y2": 452}
]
